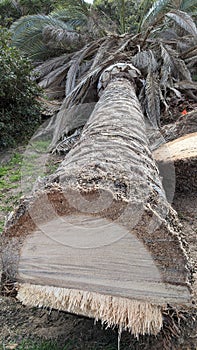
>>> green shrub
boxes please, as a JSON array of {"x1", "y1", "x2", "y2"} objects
[
  {"x1": 0, "y1": 27, "x2": 42, "y2": 149},
  {"x1": 19, "y1": 0, "x2": 55, "y2": 16},
  {"x1": 0, "y1": 0, "x2": 56, "y2": 27},
  {"x1": 0, "y1": 0, "x2": 21, "y2": 27}
]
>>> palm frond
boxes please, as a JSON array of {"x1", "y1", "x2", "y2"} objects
[
  {"x1": 34, "y1": 54, "x2": 71, "y2": 80},
  {"x1": 141, "y1": 0, "x2": 171, "y2": 29},
  {"x1": 90, "y1": 37, "x2": 115, "y2": 70},
  {"x1": 38, "y1": 63, "x2": 70, "y2": 90},
  {"x1": 159, "y1": 43, "x2": 173, "y2": 89},
  {"x1": 166, "y1": 10, "x2": 197, "y2": 37},
  {"x1": 180, "y1": 0, "x2": 197, "y2": 13},
  {"x1": 174, "y1": 80, "x2": 197, "y2": 100},
  {"x1": 66, "y1": 38, "x2": 105, "y2": 96},
  {"x1": 64, "y1": 35, "x2": 138, "y2": 107},
  {"x1": 145, "y1": 71, "x2": 161, "y2": 128},
  {"x1": 50, "y1": 102, "x2": 96, "y2": 150},
  {"x1": 176, "y1": 35, "x2": 197, "y2": 54},
  {"x1": 11, "y1": 14, "x2": 72, "y2": 36},
  {"x1": 50, "y1": 7, "x2": 88, "y2": 28},
  {"x1": 61, "y1": 0, "x2": 91, "y2": 17},
  {"x1": 10, "y1": 15, "x2": 74, "y2": 59},
  {"x1": 181, "y1": 45, "x2": 197, "y2": 59},
  {"x1": 131, "y1": 50, "x2": 158, "y2": 74},
  {"x1": 67, "y1": 18, "x2": 87, "y2": 28},
  {"x1": 174, "y1": 80, "x2": 197, "y2": 90},
  {"x1": 65, "y1": 52, "x2": 127, "y2": 108},
  {"x1": 165, "y1": 45, "x2": 192, "y2": 81},
  {"x1": 185, "y1": 55, "x2": 197, "y2": 69},
  {"x1": 42, "y1": 26, "x2": 83, "y2": 50}
]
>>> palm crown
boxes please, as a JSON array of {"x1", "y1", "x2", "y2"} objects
[{"x1": 9, "y1": 0, "x2": 197, "y2": 145}]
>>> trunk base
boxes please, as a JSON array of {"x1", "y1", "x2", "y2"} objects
[{"x1": 17, "y1": 282, "x2": 163, "y2": 337}]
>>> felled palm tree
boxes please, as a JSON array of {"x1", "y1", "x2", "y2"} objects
[{"x1": 2, "y1": 0, "x2": 197, "y2": 341}]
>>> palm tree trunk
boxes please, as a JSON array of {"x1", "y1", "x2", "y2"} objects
[{"x1": 1, "y1": 77, "x2": 193, "y2": 337}]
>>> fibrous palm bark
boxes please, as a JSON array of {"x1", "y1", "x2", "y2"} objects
[{"x1": 1, "y1": 71, "x2": 194, "y2": 337}]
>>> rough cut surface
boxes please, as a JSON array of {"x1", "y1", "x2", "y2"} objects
[
  {"x1": 153, "y1": 132, "x2": 197, "y2": 193},
  {"x1": 1, "y1": 78, "x2": 194, "y2": 336},
  {"x1": 147, "y1": 109, "x2": 197, "y2": 151}
]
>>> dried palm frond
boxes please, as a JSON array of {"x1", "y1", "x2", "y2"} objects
[
  {"x1": 38, "y1": 63, "x2": 70, "y2": 90},
  {"x1": 52, "y1": 127, "x2": 83, "y2": 154},
  {"x1": 64, "y1": 36, "x2": 133, "y2": 108},
  {"x1": 162, "y1": 45, "x2": 192, "y2": 81},
  {"x1": 29, "y1": 23, "x2": 196, "y2": 151},
  {"x1": 176, "y1": 36, "x2": 197, "y2": 54},
  {"x1": 131, "y1": 50, "x2": 158, "y2": 74},
  {"x1": 49, "y1": 102, "x2": 96, "y2": 151},
  {"x1": 174, "y1": 80, "x2": 197, "y2": 90},
  {"x1": 160, "y1": 43, "x2": 173, "y2": 90},
  {"x1": 42, "y1": 26, "x2": 84, "y2": 50},
  {"x1": 145, "y1": 71, "x2": 161, "y2": 128},
  {"x1": 180, "y1": 44, "x2": 197, "y2": 76},
  {"x1": 90, "y1": 37, "x2": 118, "y2": 70},
  {"x1": 181, "y1": 45, "x2": 197, "y2": 59},
  {"x1": 185, "y1": 55, "x2": 197, "y2": 69},
  {"x1": 166, "y1": 10, "x2": 197, "y2": 37},
  {"x1": 34, "y1": 54, "x2": 71, "y2": 80},
  {"x1": 65, "y1": 38, "x2": 106, "y2": 96}
]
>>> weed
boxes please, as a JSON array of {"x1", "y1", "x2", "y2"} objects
[{"x1": 0, "y1": 152, "x2": 23, "y2": 234}]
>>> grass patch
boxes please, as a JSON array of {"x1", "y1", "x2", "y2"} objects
[
  {"x1": 0, "y1": 339, "x2": 118, "y2": 350},
  {"x1": 0, "y1": 152, "x2": 27, "y2": 234},
  {"x1": 0, "y1": 150, "x2": 59, "y2": 234},
  {"x1": 0, "y1": 153, "x2": 22, "y2": 233},
  {"x1": 0, "y1": 220, "x2": 4, "y2": 233},
  {"x1": 1, "y1": 340, "x2": 73, "y2": 350}
]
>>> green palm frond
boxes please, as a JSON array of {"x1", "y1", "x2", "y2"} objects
[
  {"x1": 50, "y1": 7, "x2": 88, "y2": 28},
  {"x1": 10, "y1": 14, "x2": 73, "y2": 60},
  {"x1": 140, "y1": 0, "x2": 171, "y2": 30},
  {"x1": 180, "y1": 0, "x2": 197, "y2": 13},
  {"x1": 11, "y1": 14, "x2": 72, "y2": 35},
  {"x1": 51, "y1": 0, "x2": 91, "y2": 28},
  {"x1": 166, "y1": 10, "x2": 197, "y2": 36}
]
